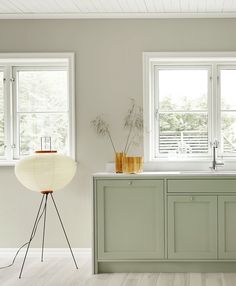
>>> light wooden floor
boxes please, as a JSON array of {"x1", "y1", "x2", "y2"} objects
[{"x1": 1, "y1": 253, "x2": 236, "y2": 286}]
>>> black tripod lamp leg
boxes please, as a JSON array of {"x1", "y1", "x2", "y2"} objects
[
  {"x1": 19, "y1": 194, "x2": 45, "y2": 279},
  {"x1": 50, "y1": 193, "x2": 78, "y2": 269},
  {"x1": 41, "y1": 194, "x2": 48, "y2": 262}
]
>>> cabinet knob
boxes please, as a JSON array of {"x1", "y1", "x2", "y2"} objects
[
  {"x1": 128, "y1": 181, "x2": 133, "y2": 185},
  {"x1": 190, "y1": 196, "x2": 194, "y2": 201}
]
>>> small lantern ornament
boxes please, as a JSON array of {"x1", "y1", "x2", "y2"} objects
[{"x1": 15, "y1": 137, "x2": 78, "y2": 279}]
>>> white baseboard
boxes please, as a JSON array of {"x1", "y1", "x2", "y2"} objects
[{"x1": 0, "y1": 248, "x2": 91, "y2": 257}]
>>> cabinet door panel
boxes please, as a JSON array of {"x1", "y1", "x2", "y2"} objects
[
  {"x1": 168, "y1": 196, "x2": 217, "y2": 259},
  {"x1": 97, "y1": 179, "x2": 164, "y2": 260},
  {"x1": 219, "y1": 196, "x2": 236, "y2": 259}
]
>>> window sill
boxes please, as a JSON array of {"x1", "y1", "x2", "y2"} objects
[
  {"x1": 0, "y1": 158, "x2": 78, "y2": 167},
  {"x1": 149, "y1": 157, "x2": 211, "y2": 162},
  {"x1": 0, "y1": 160, "x2": 18, "y2": 166},
  {"x1": 143, "y1": 159, "x2": 236, "y2": 172},
  {"x1": 148, "y1": 156, "x2": 236, "y2": 162}
]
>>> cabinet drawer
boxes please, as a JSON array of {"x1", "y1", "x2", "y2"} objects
[
  {"x1": 97, "y1": 179, "x2": 164, "y2": 189},
  {"x1": 168, "y1": 179, "x2": 236, "y2": 193}
]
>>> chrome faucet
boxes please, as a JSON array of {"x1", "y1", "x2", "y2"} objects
[{"x1": 211, "y1": 140, "x2": 224, "y2": 170}]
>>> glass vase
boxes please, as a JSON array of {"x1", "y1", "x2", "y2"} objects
[
  {"x1": 115, "y1": 152, "x2": 126, "y2": 173},
  {"x1": 123, "y1": 156, "x2": 143, "y2": 174}
]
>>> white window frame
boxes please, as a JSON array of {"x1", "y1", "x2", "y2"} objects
[
  {"x1": 0, "y1": 53, "x2": 75, "y2": 165},
  {"x1": 143, "y1": 52, "x2": 236, "y2": 164}
]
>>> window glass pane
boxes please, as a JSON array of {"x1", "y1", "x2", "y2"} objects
[
  {"x1": 158, "y1": 69, "x2": 208, "y2": 111},
  {"x1": 0, "y1": 72, "x2": 5, "y2": 156},
  {"x1": 221, "y1": 70, "x2": 236, "y2": 110},
  {"x1": 19, "y1": 113, "x2": 69, "y2": 155},
  {"x1": 158, "y1": 113, "x2": 208, "y2": 155},
  {"x1": 17, "y1": 70, "x2": 68, "y2": 112},
  {"x1": 0, "y1": 113, "x2": 4, "y2": 156},
  {"x1": 221, "y1": 112, "x2": 236, "y2": 153},
  {"x1": 0, "y1": 72, "x2": 4, "y2": 113}
]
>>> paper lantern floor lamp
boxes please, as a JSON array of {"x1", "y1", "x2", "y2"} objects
[{"x1": 15, "y1": 150, "x2": 78, "y2": 279}]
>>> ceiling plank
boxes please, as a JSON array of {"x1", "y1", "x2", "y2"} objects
[
  {"x1": 12, "y1": 0, "x2": 64, "y2": 13},
  {"x1": 223, "y1": 0, "x2": 236, "y2": 12},
  {"x1": 118, "y1": 0, "x2": 147, "y2": 12},
  {"x1": 0, "y1": 0, "x2": 236, "y2": 17},
  {"x1": 98, "y1": 0, "x2": 123, "y2": 12},
  {"x1": 144, "y1": 0, "x2": 165, "y2": 12},
  {"x1": 206, "y1": 0, "x2": 225, "y2": 12},
  {"x1": 159, "y1": 0, "x2": 182, "y2": 12},
  {"x1": 0, "y1": 0, "x2": 23, "y2": 13},
  {"x1": 73, "y1": 0, "x2": 99, "y2": 12},
  {"x1": 54, "y1": 0, "x2": 81, "y2": 12},
  {"x1": 179, "y1": 0, "x2": 191, "y2": 13}
]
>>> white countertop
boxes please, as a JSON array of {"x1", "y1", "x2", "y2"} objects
[{"x1": 93, "y1": 171, "x2": 236, "y2": 177}]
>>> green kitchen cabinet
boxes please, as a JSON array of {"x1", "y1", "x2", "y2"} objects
[
  {"x1": 93, "y1": 175, "x2": 236, "y2": 273},
  {"x1": 168, "y1": 195, "x2": 217, "y2": 259},
  {"x1": 218, "y1": 196, "x2": 236, "y2": 259},
  {"x1": 96, "y1": 179, "x2": 165, "y2": 260}
]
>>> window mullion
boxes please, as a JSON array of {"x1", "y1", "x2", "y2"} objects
[
  {"x1": 11, "y1": 66, "x2": 18, "y2": 160},
  {"x1": 153, "y1": 66, "x2": 159, "y2": 160},
  {"x1": 3, "y1": 65, "x2": 13, "y2": 161},
  {"x1": 154, "y1": 66, "x2": 160, "y2": 157},
  {"x1": 215, "y1": 65, "x2": 222, "y2": 155},
  {"x1": 207, "y1": 65, "x2": 214, "y2": 156}
]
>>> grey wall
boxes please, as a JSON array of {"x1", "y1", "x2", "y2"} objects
[{"x1": 0, "y1": 19, "x2": 235, "y2": 248}]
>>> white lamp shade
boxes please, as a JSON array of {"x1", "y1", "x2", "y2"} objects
[{"x1": 15, "y1": 153, "x2": 77, "y2": 192}]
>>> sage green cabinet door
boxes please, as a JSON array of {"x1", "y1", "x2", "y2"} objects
[
  {"x1": 219, "y1": 196, "x2": 236, "y2": 259},
  {"x1": 168, "y1": 196, "x2": 217, "y2": 259},
  {"x1": 96, "y1": 179, "x2": 164, "y2": 260}
]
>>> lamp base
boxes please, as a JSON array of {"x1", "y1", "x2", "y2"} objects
[
  {"x1": 19, "y1": 193, "x2": 78, "y2": 279},
  {"x1": 41, "y1": 190, "x2": 53, "y2": 194}
]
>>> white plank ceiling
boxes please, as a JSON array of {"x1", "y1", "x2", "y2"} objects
[{"x1": 1, "y1": 0, "x2": 236, "y2": 18}]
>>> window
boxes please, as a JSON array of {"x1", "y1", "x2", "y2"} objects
[
  {"x1": 0, "y1": 53, "x2": 75, "y2": 163},
  {"x1": 143, "y1": 53, "x2": 236, "y2": 161}
]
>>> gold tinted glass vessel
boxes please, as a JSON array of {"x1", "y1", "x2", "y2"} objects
[
  {"x1": 115, "y1": 152, "x2": 126, "y2": 173},
  {"x1": 123, "y1": 156, "x2": 143, "y2": 174}
]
